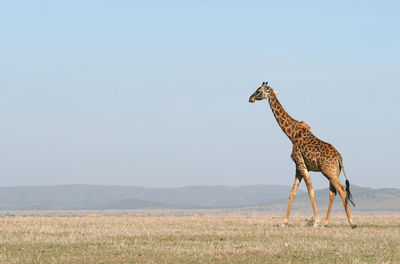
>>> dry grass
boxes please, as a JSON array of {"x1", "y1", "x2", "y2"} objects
[{"x1": 0, "y1": 215, "x2": 399, "y2": 263}]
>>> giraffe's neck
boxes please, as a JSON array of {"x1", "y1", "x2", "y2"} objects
[{"x1": 267, "y1": 90, "x2": 302, "y2": 142}]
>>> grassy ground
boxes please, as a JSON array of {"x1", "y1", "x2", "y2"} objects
[{"x1": 0, "y1": 215, "x2": 399, "y2": 263}]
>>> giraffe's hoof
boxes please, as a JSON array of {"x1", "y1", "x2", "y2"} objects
[
  {"x1": 324, "y1": 222, "x2": 329, "y2": 227},
  {"x1": 350, "y1": 224, "x2": 357, "y2": 229},
  {"x1": 280, "y1": 223, "x2": 288, "y2": 228},
  {"x1": 313, "y1": 222, "x2": 320, "y2": 228}
]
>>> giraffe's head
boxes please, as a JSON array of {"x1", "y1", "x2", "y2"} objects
[{"x1": 249, "y1": 81, "x2": 274, "y2": 103}]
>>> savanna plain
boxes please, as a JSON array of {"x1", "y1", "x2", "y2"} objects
[{"x1": 0, "y1": 214, "x2": 399, "y2": 264}]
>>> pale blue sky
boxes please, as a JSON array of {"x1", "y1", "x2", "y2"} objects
[{"x1": 1, "y1": 1, "x2": 399, "y2": 188}]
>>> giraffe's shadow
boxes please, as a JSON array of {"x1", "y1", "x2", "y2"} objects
[
  {"x1": 272, "y1": 217, "x2": 321, "y2": 228},
  {"x1": 304, "y1": 217, "x2": 317, "y2": 227}
]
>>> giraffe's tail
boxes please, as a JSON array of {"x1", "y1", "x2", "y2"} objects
[{"x1": 339, "y1": 157, "x2": 355, "y2": 207}]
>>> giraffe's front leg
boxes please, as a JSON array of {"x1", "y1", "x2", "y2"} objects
[
  {"x1": 282, "y1": 170, "x2": 302, "y2": 227},
  {"x1": 298, "y1": 167, "x2": 320, "y2": 227},
  {"x1": 292, "y1": 147, "x2": 320, "y2": 227}
]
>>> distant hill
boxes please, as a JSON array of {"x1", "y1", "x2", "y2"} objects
[
  {"x1": 0, "y1": 184, "x2": 298, "y2": 210},
  {"x1": 104, "y1": 198, "x2": 181, "y2": 210},
  {"x1": 258, "y1": 185, "x2": 400, "y2": 214},
  {"x1": 1, "y1": 184, "x2": 399, "y2": 213}
]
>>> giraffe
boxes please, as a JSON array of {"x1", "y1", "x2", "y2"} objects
[{"x1": 249, "y1": 82, "x2": 356, "y2": 228}]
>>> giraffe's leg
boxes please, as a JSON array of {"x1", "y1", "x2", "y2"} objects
[
  {"x1": 324, "y1": 183, "x2": 337, "y2": 227},
  {"x1": 299, "y1": 167, "x2": 320, "y2": 227},
  {"x1": 282, "y1": 170, "x2": 303, "y2": 226},
  {"x1": 331, "y1": 178, "x2": 356, "y2": 228}
]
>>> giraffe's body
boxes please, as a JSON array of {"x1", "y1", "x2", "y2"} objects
[
  {"x1": 293, "y1": 128, "x2": 340, "y2": 174},
  {"x1": 249, "y1": 82, "x2": 355, "y2": 228}
]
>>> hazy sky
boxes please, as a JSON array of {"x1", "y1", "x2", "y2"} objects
[{"x1": 1, "y1": 1, "x2": 399, "y2": 189}]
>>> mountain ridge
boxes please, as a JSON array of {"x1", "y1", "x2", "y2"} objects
[
  {"x1": 258, "y1": 185, "x2": 400, "y2": 214},
  {"x1": 0, "y1": 184, "x2": 299, "y2": 210},
  {"x1": 0, "y1": 184, "x2": 399, "y2": 213}
]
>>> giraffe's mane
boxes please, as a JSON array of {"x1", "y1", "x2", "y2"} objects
[{"x1": 299, "y1": 121, "x2": 311, "y2": 130}]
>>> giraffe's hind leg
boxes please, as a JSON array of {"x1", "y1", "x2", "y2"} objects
[
  {"x1": 282, "y1": 170, "x2": 302, "y2": 226},
  {"x1": 330, "y1": 178, "x2": 356, "y2": 228},
  {"x1": 324, "y1": 183, "x2": 337, "y2": 227}
]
